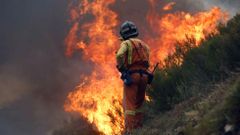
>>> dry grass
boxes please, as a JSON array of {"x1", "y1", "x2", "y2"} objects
[{"x1": 132, "y1": 73, "x2": 240, "y2": 135}]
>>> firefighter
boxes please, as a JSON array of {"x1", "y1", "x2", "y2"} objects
[{"x1": 116, "y1": 21, "x2": 151, "y2": 133}]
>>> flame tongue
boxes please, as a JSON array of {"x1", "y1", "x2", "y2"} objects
[
  {"x1": 64, "y1": 0, "x2": 228, "y2": 134},
  {"x1": 146, "y1": 6, "x2": 228, "y2": 63},
  {"x1": 163, "y1": 2, "x2": 176, "y2": 11},
  {"x1": 64, "y1": 74, "x2": 123, "y2": 134},
  {"x1": 64, "y1": 0, "x2": 124, "y2": 134}
]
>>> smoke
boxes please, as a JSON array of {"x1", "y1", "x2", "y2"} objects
[
  {"x1": 0, "y1": 0, "x2": 93, "y2": 135},
  {"x1": 0, "y1": 65, "x2": 32, "y2": 109},
  {"x1": 201, "y1": 0, "x2": 240, "y2": 16}
]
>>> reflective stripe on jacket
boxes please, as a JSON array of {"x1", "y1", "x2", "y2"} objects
[{"x1": 125, "y1": 107, "x2": 144, "y2": 116}]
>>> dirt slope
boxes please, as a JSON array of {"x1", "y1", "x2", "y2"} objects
[{"x1": 133, "y1": 72, "x2": 240, "y2": 135}]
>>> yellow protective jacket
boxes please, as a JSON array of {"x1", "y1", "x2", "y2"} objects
[{"x1": 116, "y1": 38, "x2": 150, "y2": 70}]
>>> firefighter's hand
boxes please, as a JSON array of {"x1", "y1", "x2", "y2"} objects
[{"x1": 116, "y1": 65, "x2": 125, "y2": 73}]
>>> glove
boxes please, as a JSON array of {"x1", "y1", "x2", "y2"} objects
[{"x1": 116, "y1": 65, "x2": 126, "y2": 73}]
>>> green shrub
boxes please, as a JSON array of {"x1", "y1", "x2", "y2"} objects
[
  {"x1": 149, "y1": 14, "x2": 240, "y2": 112},
  {"x1": 183, "y1": 78, "x2": 240, "y2": 135}
]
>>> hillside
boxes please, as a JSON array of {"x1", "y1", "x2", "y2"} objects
[
  {"x1": 53, "y1": 14, "x2": 240, "y2": 135},
  {"x1": 132, "y1": 14, "x2": 240, "y2": 135},
  {"x1": 133, "y1": 72, "x2": 240, "y2": 135}
]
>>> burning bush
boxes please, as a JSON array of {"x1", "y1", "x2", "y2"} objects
[{"x1": 148, "y1": 14, "x2": 240, "y2": 112}]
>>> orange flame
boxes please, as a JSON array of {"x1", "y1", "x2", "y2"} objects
[
  {"x1": 146, "y1": 4, "x2": 228, "y2": 63},
  {"x1": 64, "y1": 0, "x2": 228, "y2": 134},
  {"x1": 64, "y1": 0, "x2": 124, "y2": 134}
]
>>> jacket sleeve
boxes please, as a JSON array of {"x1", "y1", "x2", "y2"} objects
[{"x1": 116, "y1": 42, "x2": 128, "y2": 70}]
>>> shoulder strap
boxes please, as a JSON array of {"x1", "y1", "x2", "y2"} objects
[
  {"x1": 125, "y1": 41, "x2": 133, "y2": 65},
  {"x1": 129, "y1": 39, "x2": 144, "y2": 61}
]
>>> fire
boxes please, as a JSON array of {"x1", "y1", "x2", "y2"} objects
[
  {"x1": 64, "y1": 0, "x2": 124, "y2": 134},
  {"x1": 64, "y1": 0, "x2": 228, "y2": 135},
  {"x1": 146, "y1": 3, "x2": 228, "y2": 63}
]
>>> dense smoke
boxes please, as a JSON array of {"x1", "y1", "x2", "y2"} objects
[
  {"x1": 0, "y1": 0, "x2": 239, "y2": 135},
  {"x1": 0, "y1": 0, "x2": 92, "y2": 135}
]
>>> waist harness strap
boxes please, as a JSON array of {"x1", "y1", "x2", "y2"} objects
[
  {"x1": 129, "y1": 69, "x2": 150, "y2": 76},
  {"x1": 128, "y1": 69, "x2": 154, "y2": 84}
]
